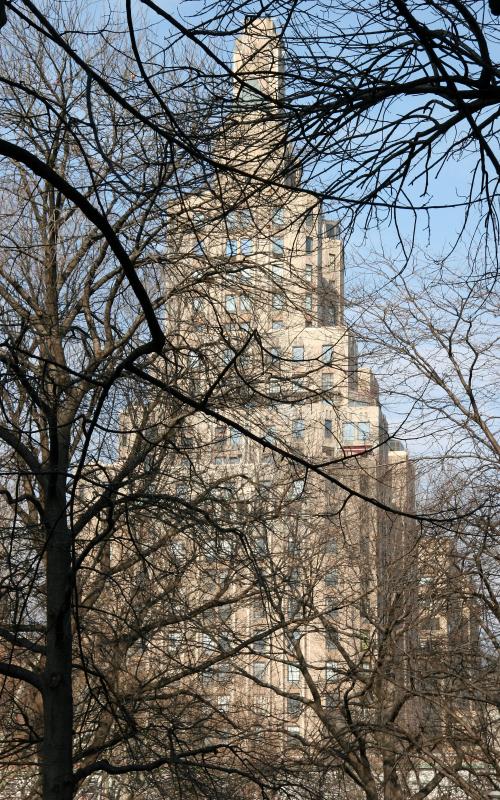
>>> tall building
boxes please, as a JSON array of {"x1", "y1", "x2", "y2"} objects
[{"x1": 164, "y1": 13, "x2": 415, "y2": 758}]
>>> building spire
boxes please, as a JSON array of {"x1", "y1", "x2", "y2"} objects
[{"x1": 233, "y1": 17, "x2": 284, "y2": 106}]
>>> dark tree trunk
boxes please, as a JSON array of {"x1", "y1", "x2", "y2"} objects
[{"x1": 42, "y1": 461, "x2": 74, "y2": 800}]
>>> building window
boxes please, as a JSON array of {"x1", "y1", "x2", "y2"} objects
[
  {"x1": 327, "y1": 304, "x2": 337, "y2": 325},
  {"x1": 240, "y1": 209, "x2": 252, "y2": 226},
  {"x1": 192, "y1": 240, "x2": 204, "y2": 255},
  {"x1": 192, "y1": 297, "x2": 204, "y2": 313},
  {"x1": 324, "y1": 419, "x2": 333, "y2": 438},
  {"x1": 291, "y1": 479, "x2": 305, "y2": 498},
  {"x1": 217, "y1": 695, "x2": 230, "y2": 713},
  {"x1": 358, "y1": 421, "x2": 371, "y2": 441},
  {"x1": 226, "y1": 211, "x2": 237, "y2": 228},
  {"x1": 273, "y1": 207, "x2": 285, "y2": 225},
  {"x1": 272, "y1": 294, "x2": 285, "y2": 310},
  {"x1": 325, "y1": 569, "x2": 338, "y2": 586},
  {"x1": 225, "y1": 295, "x2": 237, "y2": 312},
  {"x1": 292, "y1": 345, "x2": 304, "y2": 361},
  {"x1": 265, "y1": 426, "x2": 277, "y2": 444},
  {"x1": 305, "y1": 236, "x2": 313, "y2": 254},
  {"x1": 253, "y1": 601, "x2": 265, "y2": 620},
  {"x1": 270, "y1": 346, "x2": 281, "y2": 362},
  {"x1": 304, "y1": 294, "x2": 312, "y2": 312},
  {"x1": 305, "y1": 263, "x2": 313, "y2": 282},
  {"x1": 240, "y1": 294, "x2": 252, "y2": 311},
  {"x1": 292, "y1": 419, "x2": 305, "y2": 439},
  {"x1": 321, "y1": 344, "x2": 334, "y2": 364},
  {"x1": 230, "y1": 428, "x2": 242, "y2": 448},
  {"x1": 225, "y1": 239, "x2": 238, "y2": 256},
  {"x1": 269, "y1": 378, "x2": 280, "y2": 395},
  {"x1": 325, "y1": 661, "x2": 340, "y2": 681},
  {"x1": 272, "y1": 237, "x2": 284, "y2": 256},
  {"x1": 241, "y1": 267, "x2": 252, "y2": 282},
  {"x1": 285, "y1": 725, "x2": 300, "y2": 748},
  {"x1": 288, "y1": 664, "x2": 300, "y2": 683},
  {"x1": 272, "y1": 320, "x2": 283, "y2": 330},
  {"x1": 325, "y1": 221, "x2": 340, "y2": 239},
  {"x1": 272, "y1": 262, "x2": 283, "y2": 279},
  {"x1": 167, "y1": 631, "x2": 181, "y2": 650},
  {"x1": 253, "y1": 661, "x2": 266, "y2": 680},
  {"x1": 343, "y1": 422, "x2": 355, "y2": 442},
  {"x1": 326, "y1": 537, "x2": 338, "y2": 554},
  {"x1": 241, "y1": 238, "x2": 253, "y2": 255},
  {"x1": 287, "y1": 695, "x2": 302, "y2": 717},
  {"x1": 253, "y1": 635, "x2": 269, "y2": 653},
  {"x1": 322, "y1": 373, "x2": 334, "y2": 390}
]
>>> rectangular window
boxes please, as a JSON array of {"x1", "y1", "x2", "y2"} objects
[
  {"x1": 325, "y1": 570, "x2": 338, "y2": 587},
  {"x1": 325, "y1": 221, "x2": 339, "y2": 239},
  {"x1": 272, "y1": 207, "x2": 285, "y2": 225},
  {"x1": 272, "y1": 320, "x2": 283, "y2": 330},
  {"x1": 241, "y1": 238, "x2": 253, "y2": 255},
  {"x1": 253, "y1": 661, "x2": 266, "y2": 680},
  {"x1": 272, "y1": 237, "x2": 284, "y2": 256},
  {"x1": 240, "y1": 295, "x2": 252, "y2": 311},
  {"x1": 192, "y1": 297, "x2": 204, "y2": 313},
  {"x1": 324, "y1": 419, "x2": 333, "y2": 438},
  {"x1": 270, "y1": 346, "x2": 281, "y2": 362},
  {"x1": 291, "y1": 479, "x2": 305, "y2": 498},
  {"x1": 322, "y1": 373, "x2": 334, "y2": 390},
  {"x1": 225, "y1": 239, "x2": 238, "y2": 256},
  {"x1": 193, "y1": 241, "x2": 204, "y2": 255},
  {"x1": 304, "y1": 294, "x2": 312, "y2": 312},
  {"x1": 288, "y1": 664, "x2": 300, "y2": 683},
  {"x1": 167, "y1": 631, "x2": 181, "y2": 650},
  {"x1": 265, "y1": 427, "x2": 276, "y2": 444},
  {"x1": 343, "y1": 422, "x2": 355, "y2": 442},
  {"x1": 188, "y1": 350, "x2": 200, "y2": 368},
  {"x1": 272, "y1": 263, "x2": 283, "y2": 279},
  {"x1": 255, "y1": 536, "x2": 267, "y2": 556},
  {"x1": 241, "y1": 267, "x2": 252, "y2": 282},
  {"x1": 287, "y1": 696, "x2": 302, "y2": 716},
  {"x1": 326, "y1": 661, "x2": 340, "y2": 681},
  {"x1": 305, "y1": 263, "x2": 313, "y2": 282},
  {"x1": 223, "y1": 348, "x2": 233, "y2": 364},
  {"x1": 227, "y1": 212, "x2": 237, "y2": 229},
  {"x1": 292, "y1": 419, "x2": 305, "y2": 439},
  {"x1": 253, "y1": 602, "x2": 265, "y2": 620},
  {"x1": 285, "y1": 725, "x2": 300, "y2": 748},
  {"x1": 230, "y1": 428, "x2": 242, "y2": 448},
  {"x1": 240, "y1": 209, "x2": 252, "y2": 227},
  {"x1": 326, "y1": 537, "x2": 338, "y2": 554},
  {"x1": 217, "y1": 695, "x2": 230, "y2": 712},
  {"x1": 305, "y1": 237, "x2": 313, "y2": 254},
  {"x1": 292, "y1": 345, "x2": 304, "y2": 361},
  {"x1": 327, "y1": 304, "x2": 337, "y2": 325},
  {"x1": 225, "y1": 295, "x2": 237, "y2": 312},
  {"x1": 322, "y1": 344, "x2": 334, "y2": 364},
  {"x1": 288, "y1": 597, "x2": 300, "y2": 616},
  {"x1": 358, "y1": 421, "x2": 371, "y2": 441},
  {"x1": 269, "y1": 378, "x2": 280, "y2": 395},
  {"x1": 272, "y1": 294, "x2": 285, "y2": 310}
]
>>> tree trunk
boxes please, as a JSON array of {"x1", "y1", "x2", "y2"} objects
[{"x1": 42, "y1": 467, "x2": 73, "y2": 800}]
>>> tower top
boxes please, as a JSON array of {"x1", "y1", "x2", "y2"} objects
[{"x1": 233, "y1": 17, "x2": 284, "y2": 105}]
